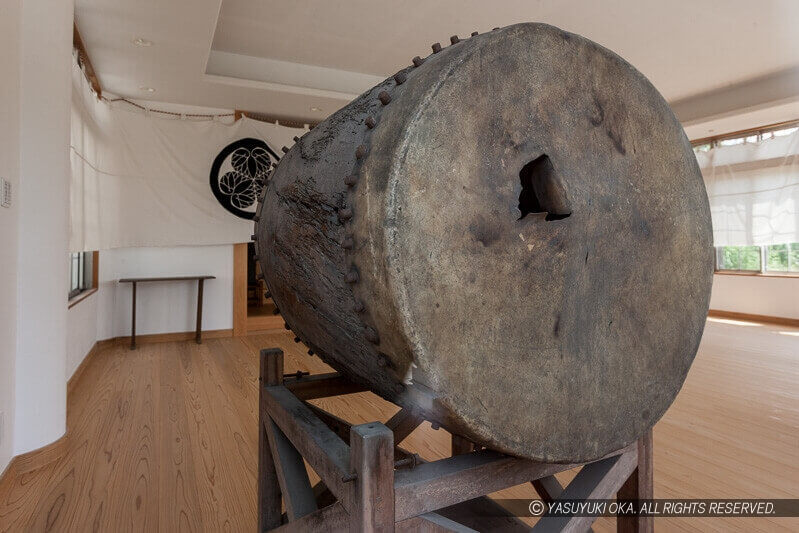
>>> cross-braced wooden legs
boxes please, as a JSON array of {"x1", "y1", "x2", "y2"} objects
[
  {"x1": 256, "y1": 347, "x2": 654, "y2": 533},
  {"x1": 258, "y1": 349, "x2": 283, "y2": 531}
]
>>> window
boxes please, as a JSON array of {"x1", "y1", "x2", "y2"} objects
[
  {"x1": 692, "y1": 124, "x2": 799, "y2": 154},
  {"x1": 69, "y1": 251, "x2": 95, "y2": 299},
  {"x1": 715, "y1": 245, "x2": 761, "y2": 272},
  {"x1": 718, "y1": 137, "x2": 745, "y2": 147},
  {"x1": 765, "y1": 243, "x2": 799, "y2": 273},
  {"x1": 773, "y1": 126, "x2": 799, "y2": 137},
  {"x1": 698, "y1": 121, "x2": 799, "y2": 276},
  {"x1": 715, "y1": 243, "x2": 799, "y2": 274},
  {"x1": 693, "y1": 142, "x2": 712, "y2": 153}
]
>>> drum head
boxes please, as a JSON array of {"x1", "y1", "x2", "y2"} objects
[{"x1": 353, "y1": 23, "x2": 713, "y2": 461}]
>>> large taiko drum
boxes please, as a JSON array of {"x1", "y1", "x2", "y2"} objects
[{"x1": 254, "y1": 22, "x2": 713, "y2": 462}]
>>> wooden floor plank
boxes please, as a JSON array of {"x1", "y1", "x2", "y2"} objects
[
  {"x1": 107, "y1": 335, "x2": 159, "y2": 531},
  {"x1": 0, "y1": 319, "x2": 796, "y2": 532},
  {"x1": 158, "y1": 341, "x2": 203, "y2": 532}
]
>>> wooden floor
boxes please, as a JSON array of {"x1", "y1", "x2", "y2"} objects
[
  {"x1": 248, "y1": 301, "x2": 276, "y2": 317},
  {"x1": 0, "y1": 319, "x2": 797, "y2": 532}
]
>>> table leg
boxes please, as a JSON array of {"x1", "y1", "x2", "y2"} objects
[
  {"x1": 130, "y1": 281, "x2": 137, "y2": 350},
  {"x1": 196, "y1": 278, "x2": 205, "y2": 344}
]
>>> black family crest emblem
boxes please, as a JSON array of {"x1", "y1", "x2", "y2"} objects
[{"x1": 210, "y1": 138, "x2": 279, "y2": 219}]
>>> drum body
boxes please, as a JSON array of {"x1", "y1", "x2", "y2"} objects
[{"x1": 255, "y1": 23, "x2": 713, "y2": 462}]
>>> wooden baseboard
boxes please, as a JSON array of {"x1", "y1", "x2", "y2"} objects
[
  {"x1": 708, "y1": 309, "x2": 799, "y2": 328},
  {"x1": 246, "y1": 327, "x2": 289, "y2": 336},
  {"x1": 11, "y1": 434, "x2": 69, "y2": 475},
  {"x1": 0, "y1": 433, "x2": 70, "y2": 486},
  {"x1": 67, "y1": 340, "x2": 108, "y2": 395},
  {"x1": 111, "y1": 328, "x2": 233, "y2": 346},
  {"x1": 67, "y1": 329, "x2": 233, "y2": 394}
]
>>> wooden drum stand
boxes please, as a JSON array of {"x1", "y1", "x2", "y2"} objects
[{"x1": 257, "y1": 348, "x2": 654, "y2": 532}]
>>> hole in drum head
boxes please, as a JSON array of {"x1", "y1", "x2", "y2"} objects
[{"x1": 518, "y1": 154, "x2": 572, "y2": 221}]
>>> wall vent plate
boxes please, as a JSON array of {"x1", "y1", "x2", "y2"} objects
[{"x1": 1, "y1": 178, "x2": 10, "y2": 208}]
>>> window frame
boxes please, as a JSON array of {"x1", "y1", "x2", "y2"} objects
[
  {"x1": 691, "y1": 119, "x2": 799, "y2": 151},
  {"x1": 713, "y1": 245, "x2": 762, "y2": 274},
  {"x1": 714, "y1": 244, "x2": 799, "y2": 277},
  {"x1": 696, "y1": 119, "x2": 799, "y2": 279},
  {"x1": 68, "y1": 251, "x2": 99, "y2": 307},
  {"x1": 69, "y1": 252, "x2": 86, "y2": 299},
  {"x1": 764, "y1": 243, "x2": 797, "y2": 274}
]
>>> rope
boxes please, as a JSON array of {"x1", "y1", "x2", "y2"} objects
[{"x1": 101, "y1": 96, "x2": 236, "y2": 121}]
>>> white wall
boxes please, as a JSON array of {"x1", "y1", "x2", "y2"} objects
[
  {"x1": 710, "y1": 274, "x2": 799, "y2": 320},
  {"x1": 0, "y1": 0, "x2": 22, "y2": 475},
  {"x1": 66, "y1": 294, "x2": 98, "y2": 379},
  {"x1": 97, "y1": 246, "x2": 234, "y2": 340},
  {"x1": 13, "y1": 0, "x2": 74, "y2": 456},
  {"x1": 65, "y1": 245, "x2": 235, "y2": 383}
]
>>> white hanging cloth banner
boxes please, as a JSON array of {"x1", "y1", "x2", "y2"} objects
[
  {"x1": 696, "y1": 128, "x2": 799, "y2": 247},
  {"x1": 70, "y1": 59, "x2": 306, "y2": 251}
]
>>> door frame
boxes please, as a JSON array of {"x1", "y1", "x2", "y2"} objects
[
  {"x1": 233, "y1": 243, "x2": 248, "y2": 336},
  {"x1": 233, "y1": 242, "x2": 285, "y2": 336}
]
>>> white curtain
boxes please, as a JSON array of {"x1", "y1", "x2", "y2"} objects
[
  {"x1": 696, "y1": 128, "x2": 799, "y2": 246},
  {"x1": 70, "y1": 59, "x2": 305, "y2": 251},
  {"x1": 72, "y1": 53, "x2": 799, "y2": 251}
]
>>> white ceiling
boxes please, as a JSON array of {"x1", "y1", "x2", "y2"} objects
[{"x1": 76, "y1": 0, "x2": 799, "y2": 127}]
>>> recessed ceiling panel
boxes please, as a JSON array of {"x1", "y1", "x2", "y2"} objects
[{"x1": 76, "y1": 0, "x2": 799, "y2": 123}]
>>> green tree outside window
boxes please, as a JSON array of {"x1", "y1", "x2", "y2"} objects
[{"x1": 716, "y1": 243, "x2": 799, "y2": 272}]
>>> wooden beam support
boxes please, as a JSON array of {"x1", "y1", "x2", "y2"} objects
[
  {"x1": 531, "y1": 475, "x2": 597, "y2": 533},
  {"x1": 451, "y1": 435, "x2": 476, "y2": 456},
  {"x1": 393, "y1": 443, "x2": 634, "y2": 522},
  {"x1": 385, "y1": 408, "x2": 424, "y2": 444},
  {"x1": 617, "y1": 429, "x2": 654, "y2": 533},
  {"x1": 311, "y1": 479, "x2": 338, "y2": 511},
  {"x1": 532, "y1": 449, "x2": 638, "y2": 532},
  {"x1": 258, "y1": 349, "x2": 283, "y2": 531},
  {"x1": 349, "y1": 423, "x2": 395, "y2": 531},
  {"x1": 306, "y1": 403, "x2": 422, "y2": 449},
  {"x1": 305, "y1": 403, "x2": 352, "y2": 443},
  {"x1": 263, "y1": 385, "x2": 352, "y2": 506},
  {"x1": 531, "y1": 475, "x2": 563, "y2": 504},
  {"x1": 272, "y1": 501, "x2": 349, "y2": 533},
  {"x1": 266, "y1": 420, "x2": 318, "y2": 520},
  {"x1": 284, "y1": 372, "x2": 368, "y2": 400},
  {"x1": 436, "y1": 497, "x2": 531, "y2": 532},
  {"x1": 305, "y1": 402, "x2": 424, "y2": 512},
  {"x1": 397, "y1": 512, "x2": 478, "y2": 532},
  {"x1": 394, "y1": 452, "x2": 571, "y2": 522},
  {"x1": 72, "y1": 23, "x2": 102, "y2": 97},
  {"x1": 255, "y1": 347, "x2": 652, "y2": 532}
]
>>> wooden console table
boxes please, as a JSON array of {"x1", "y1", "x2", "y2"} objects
[{"x1": 119, "y1": 275, "x2": 216, "y2": 350}]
